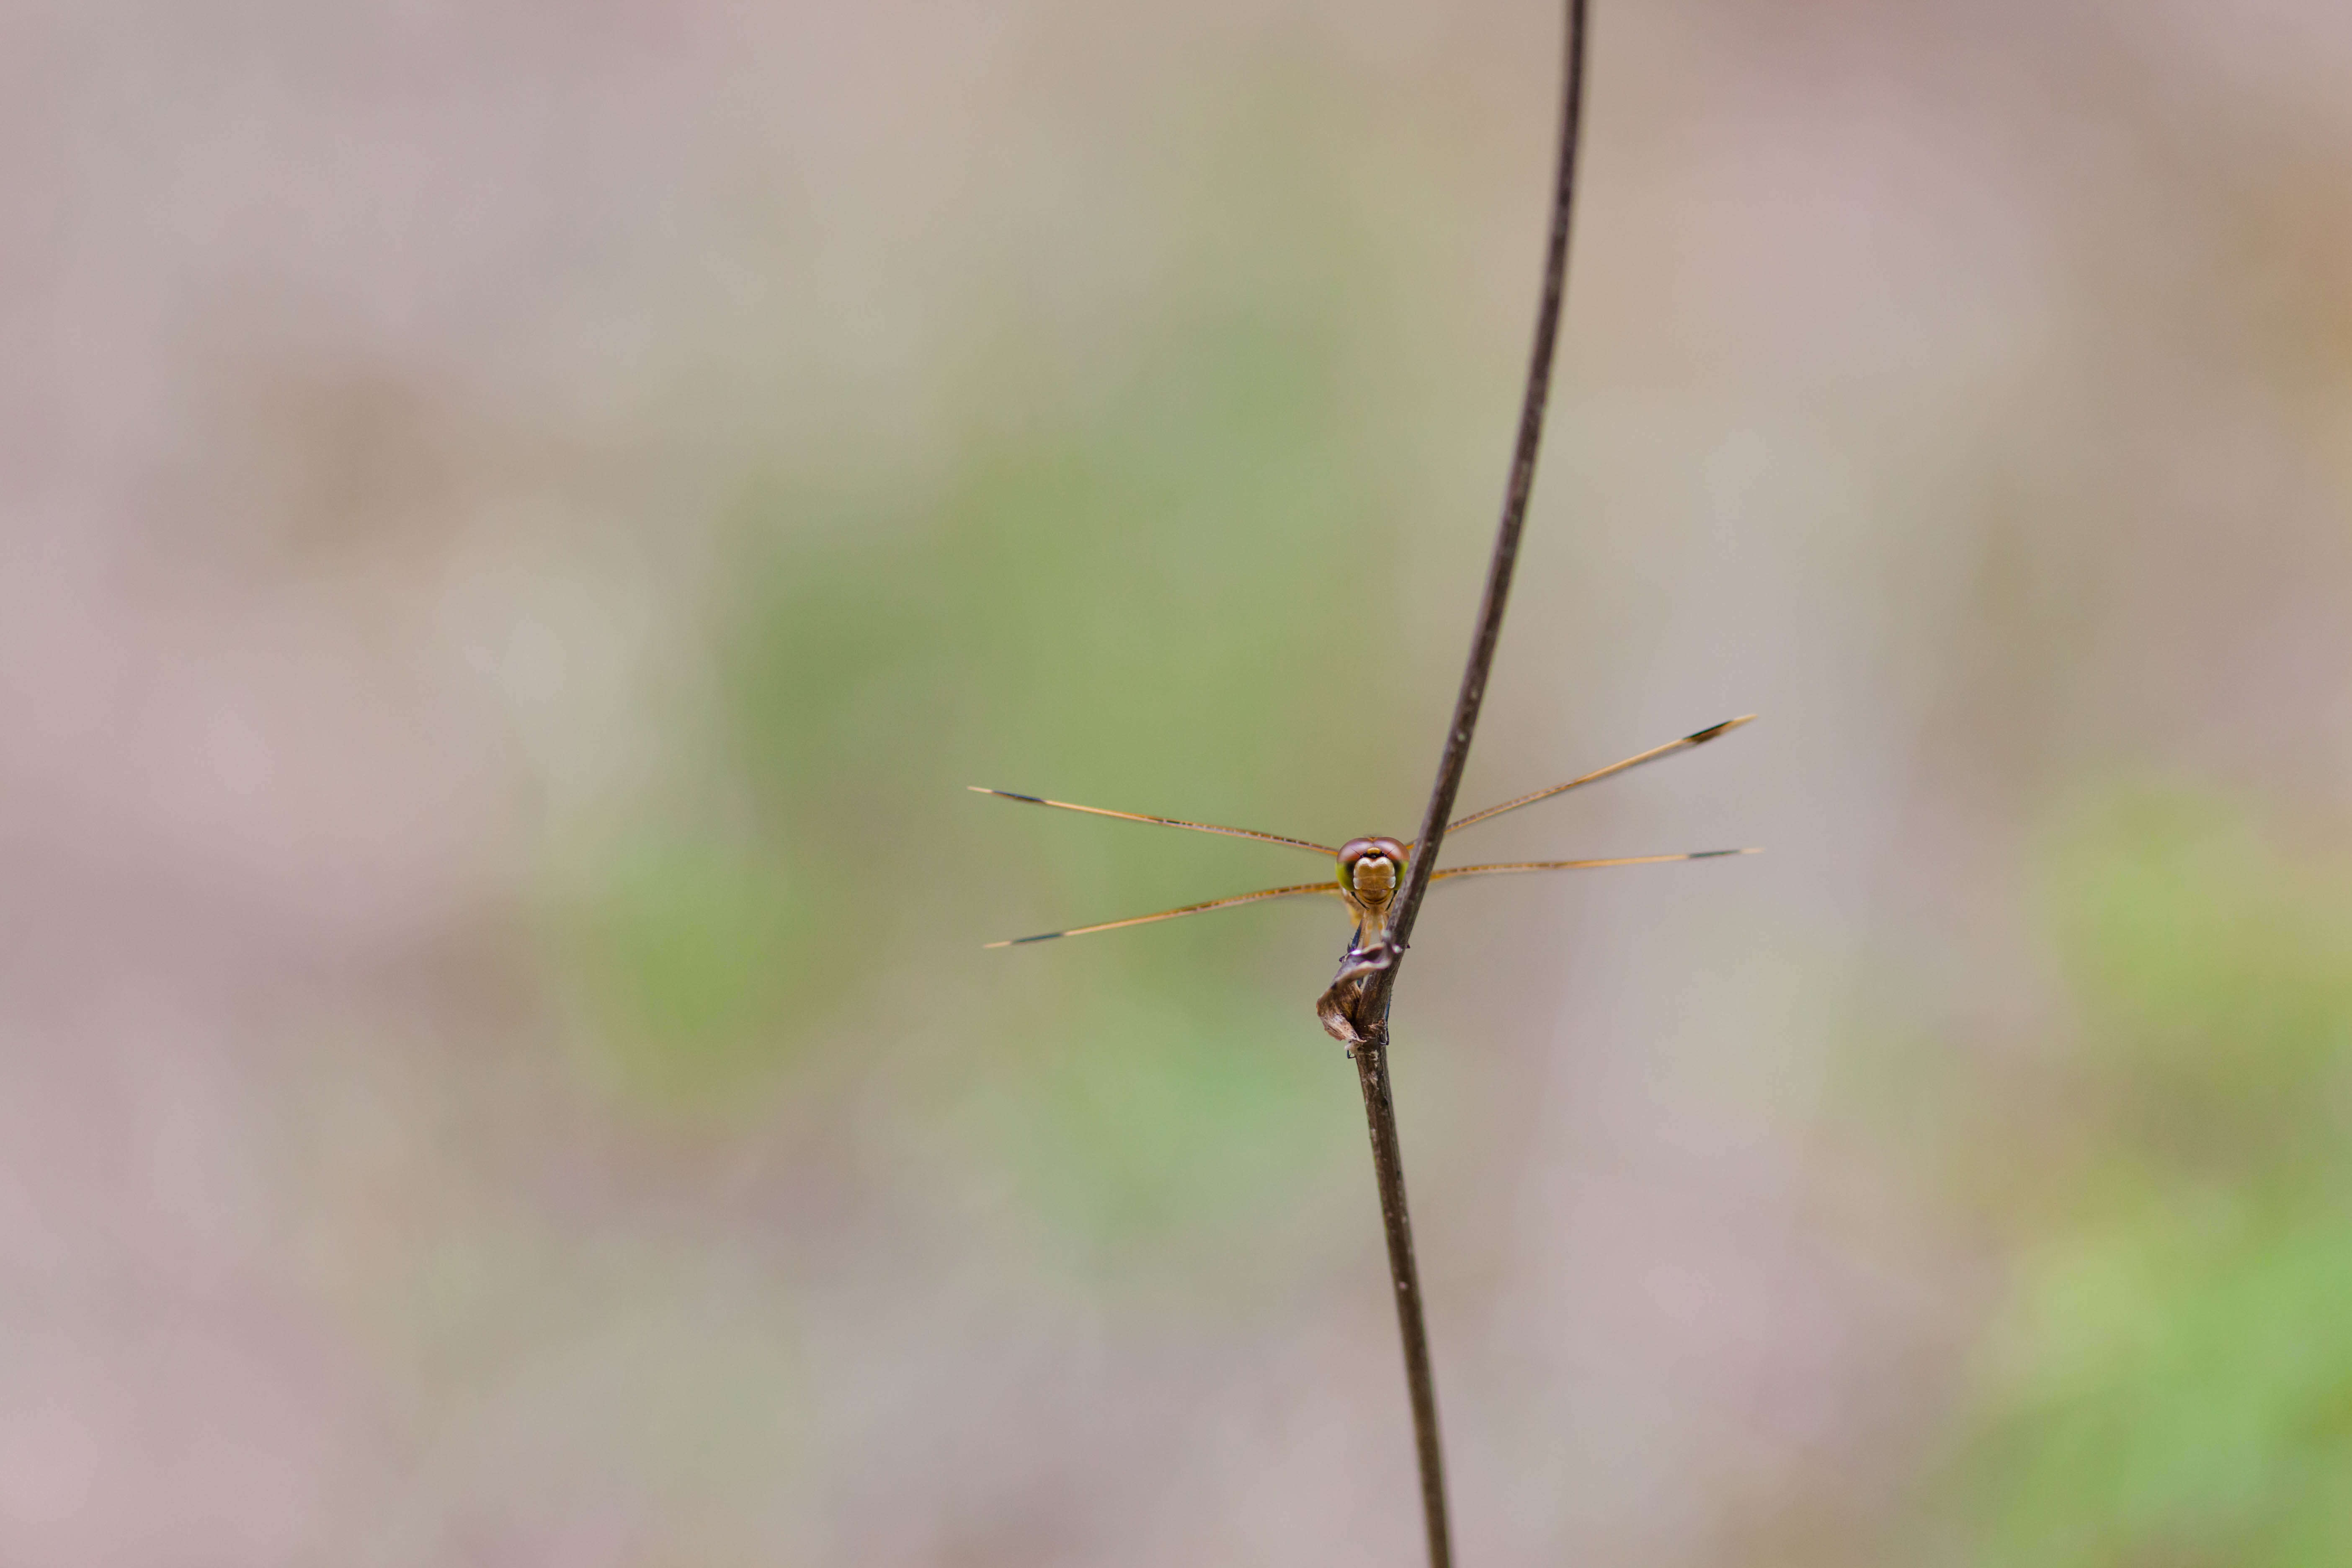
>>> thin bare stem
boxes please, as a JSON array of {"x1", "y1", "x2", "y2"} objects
[
  {"x1": 1349, "y1": 1021, "x2": 1450, "y2": 1565},
  {"x1": 1324, "y1": 4, "x2": 1590, "y2": 1564},
  {"x1": 1370, "y1": 0, "x2": 1589, "y2": 1003}
]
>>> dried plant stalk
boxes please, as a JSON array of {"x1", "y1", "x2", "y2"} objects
[{"x1": 1319, "y1": 4, "x2": 1591, "y2": 1562}]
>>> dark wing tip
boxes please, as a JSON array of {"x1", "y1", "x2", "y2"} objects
[
  {"x1": 1684, "y1": 714, "x2": 1758, "y2": 745},
  {"x1": 969, "y1": 787, "x2": 1045, "y2": 804},
  {"x1": 1692, "y1": 847, "x2": 1763, "y2": 858},
  {"x1": 983, "y1": 929, "x2": 1064, "y2": 949}
]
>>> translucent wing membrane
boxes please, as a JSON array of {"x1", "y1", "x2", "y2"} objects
[
  {"x1": 1432, "y1": 848, "x2": 1759, "y2": 882},
  {"x1": 985, "y1": 882, "x2": 1342, "y2": 948},
  {"x1": 967, "y1": 787, "x2": 1337, "y2": 857},
  {"x1": 1440, "y1": 714, "x2": 1755, "y2": 838}
]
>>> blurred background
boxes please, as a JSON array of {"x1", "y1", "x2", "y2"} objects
[{"x1": 6, "y1": 0, "x2": 2352, "y2": 1563}]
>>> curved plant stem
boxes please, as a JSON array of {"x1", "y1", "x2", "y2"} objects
[
  {"x1": 1328, "y1": 4, "x2": 1590, "y2": 1564},
  {"x1": 1372, "y1": 0, "x2": 1589, "y2": 1007},
  {"x1": 1350, "y1": 1026, "x2": 1452, "y2": 1565}
]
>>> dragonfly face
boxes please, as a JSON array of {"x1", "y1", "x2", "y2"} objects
[{"x1": 1338, "y1": 836, "x2": 1409, "y2": 927}]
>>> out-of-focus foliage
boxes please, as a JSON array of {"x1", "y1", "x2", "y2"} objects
[
  {"x1": 550, "y1": 160, "x2": 1416, "y2": 1235},
  {"x1": 1947, "y1": 791, "x2": 2352, "y2": 1564}
]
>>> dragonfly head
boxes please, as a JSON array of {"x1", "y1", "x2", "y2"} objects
[{"x1": 1337, "y1": 836, "x2": 1409, "y2": 920}]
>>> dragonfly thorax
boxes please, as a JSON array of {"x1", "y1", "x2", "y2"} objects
[{"x1": 1337, "y1": 836, "x2": 1409, "y2": 921}]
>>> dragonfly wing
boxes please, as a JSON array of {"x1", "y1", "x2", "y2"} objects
[
  {"x1": 1432, "y1": 848, "x2": 1759, "y2": 881},
  {"x1": 985, "y1": 881, "x2": 1343, "y2": 948},
  {"x1": 968, "y1": 787, "x2": 1337, "y2": 857},
  {"x1": 1440, "y1": 715, "x2": 1755, "y2": 838}
]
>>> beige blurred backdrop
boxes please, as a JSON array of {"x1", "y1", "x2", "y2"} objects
[{"x1": 7, "y1": 1, "x2": 2352, "y2": 1563}]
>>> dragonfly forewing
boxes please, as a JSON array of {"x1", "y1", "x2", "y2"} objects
[
  {"x1": 1439, "y1": 714, "x2": 1755, "y2": 839},
  {"x1": 968, "y1": 786, "x2": 1337, "y2": 856}
]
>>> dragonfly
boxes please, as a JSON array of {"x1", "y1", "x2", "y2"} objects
[{"x1": 974, "y1": 714, "x2": 1758, "y2": 951}]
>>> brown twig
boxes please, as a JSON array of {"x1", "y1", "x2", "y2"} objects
[{"x1": 1320, "y1": 4, "x2": 1590, "y2": 1563}]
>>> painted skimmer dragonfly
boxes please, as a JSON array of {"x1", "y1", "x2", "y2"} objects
[{"x1": 975, "y1": 715, "x2": 1756, "y2": 951}]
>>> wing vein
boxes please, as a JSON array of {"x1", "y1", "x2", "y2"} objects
[
  {"x1": 1439, "y1": 714, "x2": 1755, "y2": 838},
  {"x1": 985, "y1": 881, "x2": 1341, "y2": 948},
  {"x1": 1432, "y1": 848, "x2": 1759, "y2": 881},
  {"x1": 969, "y1": 787, "x2": 1337, "y2": 857}
]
